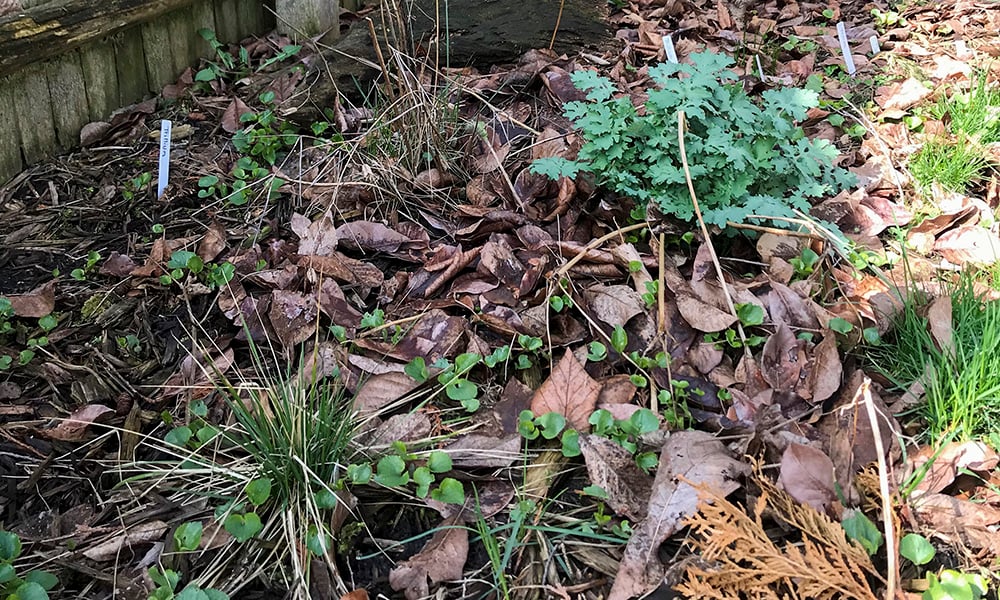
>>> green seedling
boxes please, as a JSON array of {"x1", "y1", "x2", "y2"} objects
[{"x1": 71, "y1": 250, "x2": 102, "y2": 281}]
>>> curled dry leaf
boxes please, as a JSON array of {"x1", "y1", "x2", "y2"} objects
[
  {"x1": 609, "y1": 431, "x2": 748, "y2": 600},
  {"x1": 388, "y1": 514, "x2": 468, "y2": 600},
  {"x1": 530, "y1": 350, "x2": 601, "y2": 431},
  {"x1": 336, "y1": 221, "x2": 412, "y2": 254},
  {"x1": 43, "y1": 404, "x2": 114, "y2": 441}
]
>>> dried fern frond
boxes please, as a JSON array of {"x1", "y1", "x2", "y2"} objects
[{"x1": 674, "y1": 478, "x2": 881, "y2": 600}]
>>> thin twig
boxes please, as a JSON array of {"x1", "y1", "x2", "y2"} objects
[
  {"x1": 676, "y1": 111, "x2": 747, "y2": 347},
  {"x1": 859, "y1": 377, "x2": 897, "y2": 600}
]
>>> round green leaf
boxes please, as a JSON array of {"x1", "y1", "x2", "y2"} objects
[
  {"x1": 173, "y1": 521, "x2": 203, "y2": 552},
  {"x1": 446, "y1": 379, "x2": 478, "y2": 401},
  {"x1": 899, "y1": 533, "x2": 935, "y2": 566},
  {"x1": 164, "y1": 426, "x2": 192, "y2": 448},
  {"x1": 0, "y1": 530, "x2": 22, "y2": 561},
  {"x1": 245, "y1": 477, "x2": 272, "y2": 506},
  {"x1": 13, "y1": 581, "x2": 49, "y2": 600},
  {"x1": 223, "y1": 512, "x2": 263, "y2": 543},
  {"x1": 430, "y1": 478, "x2": 465, "y2": 504},
  {"x1": 427, "y1": 451, "x2": 452, "y2": 474}
]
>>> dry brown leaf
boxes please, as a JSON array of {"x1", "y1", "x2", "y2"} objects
[
  {"x1": 6, "y1": 280, "x2": 56, "y2": 318},
  {"x1": 908, "y1": 441, "x2": 999, "y2": 496},
  {"x1": 779, "y1": 443, "x2": 837, "y2": 515},
  {"x1": 768, "y1": 281, "x2": 819, "y2": 331},
  {"x1": 336, "y1": 221, "x2": 412, "y2": 253},
  {"x1": 291, "y1": 212, "x2": 339, "y2": 257},
  {"x1": 161, "y1": 349, "x2": 235, "y2": 399},
  {"x1": 584, "y1": 284, "x2": 646, "y2": 327},
  {"x1": 597, "y1": 374, "x2": 638, "y2": 405},
  {"x1": 43, "y1": 404, "x2": 114, "y2": 441},
  {"x1": 530, "y1": 350, "x2": 600, "y2": 431},
  {"x1": 761, "y1": 321, "x2": 804, "y2": 393},
  {"x1": 609, "y1": 431, "x2": 748, "y2": 600},
  {"x1": 388, "y1": 514, "x2": 468, "y2": 600},
  {"x1": 269, "y1": 290, "x2": 319, "y2": 348},
  {"x1": 221, "y1": 97, "x2": 252, "y2": 133},
  {"x1": 99, "y1": 252, "x2": 138, "y2": 276},
  {"x1": 934, "y1": 224, "x2": 1000, "y2": 265},
  {"x1": 197, "y1": 221, "x2": 228, "y2": 262},
  {"x1": 579, "y1": 434, "x2": 653, "y2": 521},
  {"x1": 926, "y1": 294, "x2": 954, "y2": 354},
  {"x1": 676, "y1": 294, "x2": 737, "y2": 332},
  {"x1": 805, "y1": 333, "x2": 842, "y2": 405},
  {"x1": 354, "y1": 372, "x2": 420, "y2": 416}
]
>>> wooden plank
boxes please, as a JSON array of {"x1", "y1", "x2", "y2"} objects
[
  {"x1": 0, "y1": 75, "x2": 23, "y2": 184},
  {"x1": 166, "y1": 6, "x2": 194, "y2": 75},
  {"x1": 10, "y1": 63, "x2": 57, "y2": 165},
  {"x1": 115, "y1": 27, "x2": 149, "y2": 105},
  {"x1": 213, "y1": 0, "x2": 241, "y2": 44},
  {"x1": 80, "y1": 37, "x2": 120, "y2": 121},
  {"x1": 236, "y1": 0, "x2": 263, "y2": 36},
  {"x1": 46, "y1": 52, "x2": 90, "y2": 150},
  {"x1": 191, "y1": 1, "x2": 217, "y2": 59},
  {"x1": 0, "y1": 0, "x2": 201, "y2": 77},
  {"x1": 275, "y1": 0, "x2": 337, "y2": 43},
  {"x1": 141, "y1": 18, "x2": 174, "y2": 94}
]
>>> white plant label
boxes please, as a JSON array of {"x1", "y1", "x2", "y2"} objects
[
  {"x1": 663, "y1": 35, "x2": 678, "y2": 64},
  {"x1": 157, "y1": 119, "x2": 172, "y2": 198},
  {"x1": 870, "y1": 35, "x2": 881, "y2": 54},
  {"x1": 755, "y1": 55, "x2": 765, "y2": 79},
  {"x1": 836, "y1": 22, "x2": 857, "y2": 75}
]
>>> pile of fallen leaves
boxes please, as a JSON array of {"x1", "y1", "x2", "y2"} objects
[{"x1": 3, "y1": 0, "x2": 1000, "y2": 598}]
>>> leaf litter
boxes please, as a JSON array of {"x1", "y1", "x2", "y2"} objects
[{"x1": 1, "y1": 0, "x2": 1000, "y2": 598}]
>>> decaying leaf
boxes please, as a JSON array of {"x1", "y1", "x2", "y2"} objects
[
  {"x1": 530, "y1": 350, "x2": 600, "y2": 431},
  {"x1": 43, "y1": 404, "x2": 114, "y2": 441},
  {"x1": 6, "y1": 280, "x2": 56, "y2": 318},
  {"x1": 388, "y1": 514, "x2": 468, "y2": 600},
  {"x1": 676, "y1": 294, "x2": 737, "y2": 332},
  {"x1": 609, "y1": 431, "x2": 748, "y2": 600},
  {"x1": 779, "y1": 443, "x2": 837, "y2": 515},
  {"x1": 579, "y1": 434, "x2": 653, "y2": 521}
]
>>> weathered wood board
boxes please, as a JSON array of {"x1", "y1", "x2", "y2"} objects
[{"x1": 0, "y1": 0, "x2": 278, "y2": 184}]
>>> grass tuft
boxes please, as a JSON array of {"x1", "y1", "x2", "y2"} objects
[
  {"x1": 907, "y1": 136, "x2": 990, "y2": 193},
  {"x1": 869, "y1": 273, "x2": 1000, "y2": 443}
]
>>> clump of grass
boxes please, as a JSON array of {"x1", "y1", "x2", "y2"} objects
[
  {"x1": 930, "y1": 72, "x2": 1000, "y2": 144},
  {"x1": 870, "y1": 273, "x2": 1000, "y2": 443},
  {"x1": 908, "y1": 137, "x2": 991, "y2": 192},
  {"x1": 114, "y1": 344, "x2": 360, "y2": 598},
  {"x1": 909, "y1": 72, "x2": 1000, "y2": 193}
]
